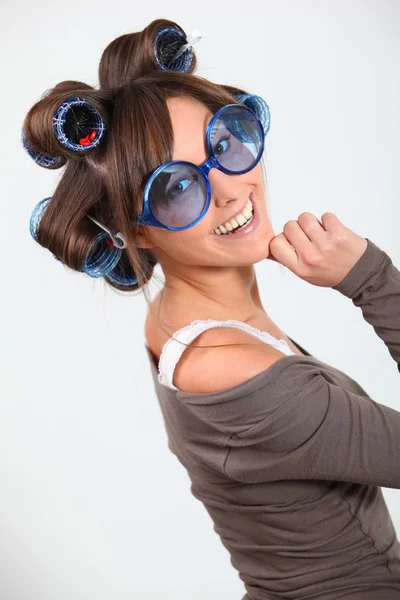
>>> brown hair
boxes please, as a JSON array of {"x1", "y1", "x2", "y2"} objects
[{"x1": 22, "y1": 18, "x2": 274, "y2": 354}]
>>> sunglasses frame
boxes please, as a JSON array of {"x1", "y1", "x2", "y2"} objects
[{"x1": 134, "y1": 103, "x2": 265, "y2": 231}]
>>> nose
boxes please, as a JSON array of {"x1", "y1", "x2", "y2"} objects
[{"x1": 207, "y1": 166, "x2": 242, "y2": 208}]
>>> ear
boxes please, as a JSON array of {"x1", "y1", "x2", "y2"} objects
[{"x1": 135, "y1": 226, "x2": 157, "y2": 250}]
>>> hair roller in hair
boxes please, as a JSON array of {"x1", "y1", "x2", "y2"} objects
[
  {"x1": 29, "y1": 197, "x2": 63, "y2": 262},
  {"x1": 153, "y1": 25, "x2": 201, "y2": 72},
  {"x1": 30, "y1": 197, "x2": 52, "y2": 242},
  {"x1": 79, "y1": 231, "x2": 138, "y2": 285},
  {"x1": 105, "y1": 260, "x2": 139, "y2": 286},
  {"x1": 29, "y1": 197, "x2": 137, "y2": 282},
  {"x1": 81, "y1": 231, "x2": 123, "y2": 278},
  {"x1": 84, "y1": 216, "x2": 138, "y2": 285},
  {"x1": 21, "y1": 127, "x2": 65, "y2": 169},
  {"x1": 234, "y1": 94, "x2": 271, "y2": 136},
  {"x1": 53, "y1": 96, "x2": 106, "y2": 153}
]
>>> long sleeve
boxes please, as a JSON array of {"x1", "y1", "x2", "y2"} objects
[
  {"x1": 223, "y1": 371, "x2": 400, "y2": 489},
  {"x1": 220, "y1": 238, "x2": 400, "y2": 489},
  {"x1": 332, "y1": 237, "x2": 400, "y2": 372}
]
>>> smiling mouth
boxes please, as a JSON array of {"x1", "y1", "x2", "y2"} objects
[{"x1": 211, "y1": 195, "x2": 254, "y2": 235}]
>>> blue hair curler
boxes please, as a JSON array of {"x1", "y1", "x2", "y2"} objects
[
  {"x1": 53, "y1": 96, "x2": 107, "y2": 153},
  {"x1": 82, "y1": 231, "x2": 123, "y2": 278},
  {"x1": 234, "y1": 93, "x2": 271, "y2": 137},
  {"x1": 153, "y1": 25, "x2": 201, "y2": 73},
  {"x1": 84, "y1": 217, "x2": 138, "y2": 285},
  {"x1": 105, "y1": 260, "x2": 139, "y2": 286},
  {"x1": 29, "y1": 196, "x2": 138, "y2": 285},
  {"x1": 30, "y1": 197, "x2": 52, "y2": 242},
  {"x1": 80, "y1": 230, "x2": 138, "y2": 285},
  {"x1": 30, "y1": 197, "x2": 63, "y2": 262},
  {"x1": 21, "y1": 127, "x2": 64, "y2": 169},
  {"x1": 22, "y1": 96, "x2": 107, "y2": 169}
]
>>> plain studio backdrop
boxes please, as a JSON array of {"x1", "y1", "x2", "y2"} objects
[{"x1": 1, "y1": 1, "x2": 400, "y2": 598}]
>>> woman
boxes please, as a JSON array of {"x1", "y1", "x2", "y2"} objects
[{"x1": 22, "y1": 17, "x2": 400, "y2": 599}]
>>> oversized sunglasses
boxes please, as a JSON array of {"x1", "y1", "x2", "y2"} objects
[{"x1": 134, "y1": 103, "x2": 267, "y2": 231}]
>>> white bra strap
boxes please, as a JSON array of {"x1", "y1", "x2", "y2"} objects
[{"x1": 157, "y1": 318, "x2": 294, "y2": 390}]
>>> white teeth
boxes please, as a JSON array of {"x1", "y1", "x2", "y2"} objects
[
  {"x1": 242, "y1": 206, "x2": 252, "y2": 219},
  {"x1": 212, "y1": 197, "x2": 254, "y2": 235},
  {"x1": 236, "y1": 214, "x2": 248, "y2": 226}
]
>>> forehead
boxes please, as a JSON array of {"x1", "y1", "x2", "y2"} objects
[{"x1": 166, "y1": 96, "x2": 213, "y2": 162}]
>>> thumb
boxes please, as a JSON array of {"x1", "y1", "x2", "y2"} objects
[
  {"x1": 265, "y1": 239, "x2": 279, "y2": 262},
  {"x1": 266, "y1": 233, "x2": 298, "y2": 267}
]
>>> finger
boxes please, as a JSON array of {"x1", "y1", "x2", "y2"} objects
[
  {"x1": 320, "y1": 212, "x2": 345, "y2": 233},
  {"x1": 282, "y1": 218, "x2": 314, "y2": 251},
  {"x1": 301, "y1": 212, "x2": 347, "y2": 249},
  {"x1": 268, "y1": 233, "x2": 299, "y2": 269},
  {"x1": 296, "y1": 212, "x2": 328, "y2": 245}
]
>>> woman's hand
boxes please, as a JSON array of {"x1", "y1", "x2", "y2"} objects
[{"x1": 266, "y1": 212, "x2": 368, "y2": 288}]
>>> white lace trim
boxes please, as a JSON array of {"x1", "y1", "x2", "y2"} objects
[{"x1": 157, "y1": 318, "x2": 295, "y2": 391}]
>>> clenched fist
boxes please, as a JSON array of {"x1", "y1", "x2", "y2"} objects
[{"x1": 266, "y1": 212, "x2": 368, "y2": 288}]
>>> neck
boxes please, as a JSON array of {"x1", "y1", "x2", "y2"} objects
[{"x1": 159, "y1": 263, "x2": 266, "y2": 323}]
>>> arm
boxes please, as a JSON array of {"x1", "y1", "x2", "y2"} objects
[
  {"x1": 223, "y1": 371, "x2": 400, "y2": 489},
  {"x1": 222, "y1": 238, "x2": 400, "y2": 488},
  {"x1": 332, "y1": 237, "x2": 400, "y2": 372}
]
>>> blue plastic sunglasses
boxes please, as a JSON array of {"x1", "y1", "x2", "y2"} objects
[{"x1": 134, "y1": 103, "x2": 266, "y2": 231}]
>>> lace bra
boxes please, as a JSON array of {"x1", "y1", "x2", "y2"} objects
[{"x1": 157, "y1": 318, "x2": 295, "y2": 390}]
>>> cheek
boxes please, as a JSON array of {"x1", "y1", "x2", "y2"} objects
[
  {"x1": 175, "y1": 224, "x2": 215, "y2": 259},
  {"x1": 155, "y1": 229, "x2": 200, "y2": 257},
  {"x1": 253, "y1": 165, "x2": 266, "y2": 195},
  {"x1": 251, "y1": 162, "x2": 263, "y2": 182}
]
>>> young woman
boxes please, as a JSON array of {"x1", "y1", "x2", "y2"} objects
[{"x1": 22, "y1": 18, "x2": 400, "y2": 599}]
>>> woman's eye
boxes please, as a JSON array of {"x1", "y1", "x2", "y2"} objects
[
  {"x1": 213, "y1": 135, "x2": 230, "y2": 156},
  {"x1": 166, "y1": 178, "x2": 191, "y2": 200}
]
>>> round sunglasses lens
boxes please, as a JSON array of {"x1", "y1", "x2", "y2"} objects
[
  {"x1": 209, "y1": 105, "x2": 263, "y2": 172},
  {"x1": 148, "y1": 163, "x2": 208, "y2": 229}
]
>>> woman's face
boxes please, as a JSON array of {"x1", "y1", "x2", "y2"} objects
[{"x1": 135, "y1": 95, "x2": 275, "y2": 269}]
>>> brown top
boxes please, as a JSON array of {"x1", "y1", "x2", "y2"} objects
[{"x1": 145, "y1": 238, "x2": 400, "y2": 599}]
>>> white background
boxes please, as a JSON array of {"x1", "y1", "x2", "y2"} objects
[{"x1": 2, "y1": 0, "x2": 400, "y2": 598}]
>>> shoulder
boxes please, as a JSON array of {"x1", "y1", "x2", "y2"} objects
[{"x1": 172, "y1": 326, "x2": 289, "y2": 393}]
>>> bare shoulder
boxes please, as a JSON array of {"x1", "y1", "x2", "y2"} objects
[{"x1": 173, "y1": 326, "x2": 289, "y2": 393}]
